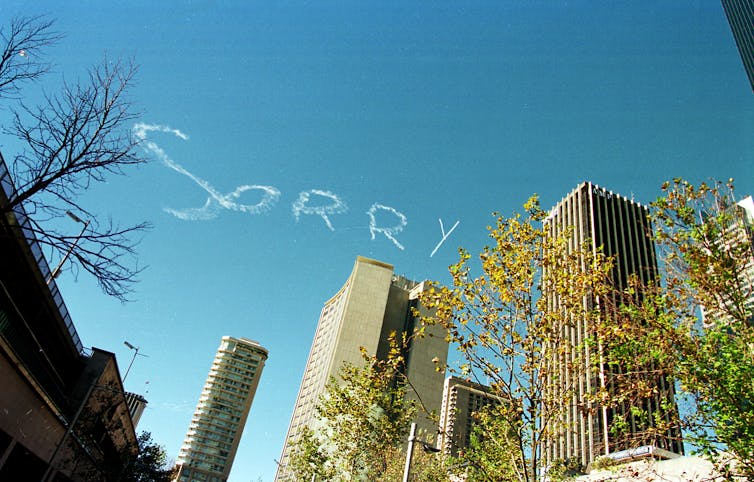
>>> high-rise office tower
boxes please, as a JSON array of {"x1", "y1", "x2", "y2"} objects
[
  {"x1": 437, "y1": 377, "x2": 502, "y2": 457},
  {"x1": 542, "y1": 182, "x2": 683, "y2": 467},
  {"x1": 174, "y1": 337, "x2": 268, "y2": 482},
  {"x1": 721, "y1": 0, "x2": 754, "y2": 92},
  {"x1": 274, "y1": 256, "x2": 449, "y2": 481}
]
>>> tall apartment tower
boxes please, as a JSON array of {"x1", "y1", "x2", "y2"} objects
[
  {"x1": 274, "y1": 256, "x2": 449, "y2": 481},
  {"x1": 542, "y1": 182, "x2": 683, "y2": 467},
  {"x1": 437, "y1": 377, "x2": 502, "y2": 457},
  {"x1": 174, "y1": 337, "x2": 268, "y2": 482},
  {"x1": 721, "y1": 0, "x2": 754, "y2": 92}
]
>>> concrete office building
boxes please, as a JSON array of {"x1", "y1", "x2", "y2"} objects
[
  {"x1": 174, "y1": 337, "x2": 268, "y2": 482},
  {"x1": 274, "y1": 257, "x2": 449, "y2": 481},
  {"x1": 721, "y1": 0, "x2": 754, "y2": 92},
  {"x1": 437, "y1": 377, "x2": 502, "y2": 457},
  {"x1": 542, "y1": 182, "x2": 683, "y2": 467}
]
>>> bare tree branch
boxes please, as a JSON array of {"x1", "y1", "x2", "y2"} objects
[
  {"x1": 0, "y1": 16, "x2": 150, "y2": 301},
  {"x1": 7, "y1": 59, "x2": 142, "y2": 207},
  {"x1": 0, "y1": 16, "x2": 62, "y2": 99}
]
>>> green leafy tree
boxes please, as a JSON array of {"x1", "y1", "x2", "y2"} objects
[
  {"x1": 590, "y1": 179, "x2": 754, "y2": 478},
  {"x1": 646, "y1": 179, "x2": 754, "y2": 476},
  {"x1": 120, "y1": 431, "x2": 176, "y2": 482},
  {"x1": 454, "y1": 405, "x2": 522, "y2": 482},
  {"x1": 382, "y1": 447, "x2": 449, "y2": 482},
  {"x1": 585, "y1": 276, "x2": 683, "y2": 453},
  {"x1": 415, "y1": 181, "x2": 754, "y2": 481},
  {"x1": 288, "y1": 425, "x2": 337, "y2": 482},
  {"x1": 419, "y1": 196, "x2": 614, "y2": 482},
  {"x1": 289, "y1": 353, "x2": 447, "y2": 481}
]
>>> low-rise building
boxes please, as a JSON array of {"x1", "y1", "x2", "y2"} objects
[{"x1": 437, "y1": 377, "x2": 503, "y2": 456}]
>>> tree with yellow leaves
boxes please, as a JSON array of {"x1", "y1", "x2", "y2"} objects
[{"x1": 419, "y1": 195, "x2": 615, "y2": 481}]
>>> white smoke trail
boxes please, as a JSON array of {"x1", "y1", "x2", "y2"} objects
[{"x1": 133, "y1": 123, "x2": 280, "y2": 220}]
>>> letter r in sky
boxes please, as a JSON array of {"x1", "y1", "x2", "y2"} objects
[
  {"x1": 367, "y1": 203, "x2": 407, "y2": 250},
  {"x1": 291, "y1": 190, "x2": 347, "y2": 231}
]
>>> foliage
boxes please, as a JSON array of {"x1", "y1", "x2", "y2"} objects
[
  {"x1": 545, "y1": 458, "x2": 585, "y2": 481},
  {"x1": 419, "y1": 195, "x2": 614, "y2": 482},
  {"x1": 59, "y1": 382, "x2": 139, "y2": 481},
  {"x1": 588, "y1": 455, "x2": 617, "y2": 471},
  {"x1": 120, "y1": 431, "x2": 176, "y2": 482},
  {"x1": 288, "y1": 425, "x2": 337, "y2": 482},
  {"x1": 289, "y1": 355, "x2": 447, "y2": 481},
  {"x1": 411, "y1": 180, "x2": 754, "y2": 481},
  {"x1": 558, "y1": 179, "x2": 754, "y2": 478},
  {"x1": 453, "y1": 404, "x2": 522, "y2": 482},
  {"x1": 648, "y1": 179, "x2": 754, "y2": 477},
  {"x1": 373, "y1": 445, "x2": 449, "y2": 482},
  {"x1": 585, "y1": 278, "x2": 683, "y2": 452},
  {"x1": 53, "y1": 384, "x2": 163, "y2": 481},
  {"x1": 0, "y1": 15, "x2": 149, "y2": 300}
]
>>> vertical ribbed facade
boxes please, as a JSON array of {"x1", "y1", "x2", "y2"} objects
[
  {"x1": 437, "y1": 377, "x2": 502, "y2": 457},
  {"x1": 124, "y1": 392, "x2": 148, "y2": 428},
  {"x1": 542, "y1": 182, "x2": 682, "y2": 467},
  {"x1": 274, "y1": 256, "x2": 448, "y2": 482},
  {"x1": 174, "y1": 337, "x2": 268, "y2": 482},
  {"x1": 721, "y1": 0, "x2": 754, "y2": 92}
]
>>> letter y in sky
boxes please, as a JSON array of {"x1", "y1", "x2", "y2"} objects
[{"x1": 430, "y1": 218, "x2": 460, "y2": 257}]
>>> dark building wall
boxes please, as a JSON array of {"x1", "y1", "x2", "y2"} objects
[
  {"x1": 0, "y1": 152, "x2": 138, "y2": 481},
  {"x1": 0, "y1": 344, "x2": 67, "y2": 476},
  {"x1": 0, "y1": 344, "x2": 138, "y2": 481},
  {"x1": 721, "y1": 0, "x2": 754, "y2": 92},
  {"x1": 542, "y1": 182, "x2": 682, "y2": 467}
]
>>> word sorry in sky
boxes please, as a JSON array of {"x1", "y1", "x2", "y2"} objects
[{"x1": 133, "y1": 123, "x2": 457, "y2": 255}]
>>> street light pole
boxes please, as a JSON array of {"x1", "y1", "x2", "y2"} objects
[
  {"x1": 47, "y1": 211, "x2": 89, "y2": 284},
  {"x1": 402, "y1": 422, "x2": 417, "y2": 482},
  {"x1": 123, "y1": 341, "x2": 147, "y2": 382}
]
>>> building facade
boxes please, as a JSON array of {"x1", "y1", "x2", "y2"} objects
[
  {"x1": 274, "y1": 256, "x2": 449, "y2": 481},
  {"x1": 174, "y1": 337, "x2": 268, "y2": 482},
  {"x1": 437, "y1": 377, "x2": 502, "y2": 457},
  {"x1": 0, "y1": 152, "x2": 138, "y2": 481},
  {"x1": 542, "y1": 182, "x2": 683, "y2": 467},
  {"x1": 721, "y1": 0, "x2": 754, "y2": 92},
  {"x1": 125, "y1": 392, "x2": 148, "y2": 428}
]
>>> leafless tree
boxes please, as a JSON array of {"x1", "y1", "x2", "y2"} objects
[
  {"x1": 0, "y1": 16, "x2": 61, "y2": 99},
  {"x1": 0, "y1": 16, "x2": 150, "y2": 301}
]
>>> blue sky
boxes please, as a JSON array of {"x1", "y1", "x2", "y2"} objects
[{"x1": 1, "y1": 1, "x2": 752, "y2": 481}]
